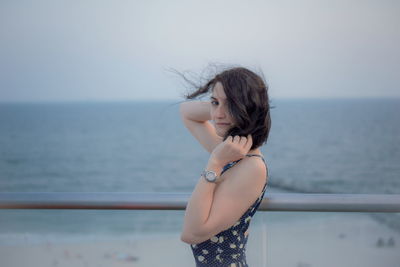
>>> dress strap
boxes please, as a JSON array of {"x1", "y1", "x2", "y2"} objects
[{"x1": 245, "y1": 153, "x2": 265, "y2": 162}]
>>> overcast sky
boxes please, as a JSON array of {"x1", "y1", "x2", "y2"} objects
[{"x1": 0, "y1": 0, "x2": 399, "y2": 102}]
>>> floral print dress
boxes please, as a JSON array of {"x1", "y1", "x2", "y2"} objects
[{"x1": 190, "y1": 154, "x2": 268, "y2": 267}]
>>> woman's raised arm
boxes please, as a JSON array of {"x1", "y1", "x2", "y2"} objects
[
  {"x1": 179, "y1": 101, "x2": 222, "y2": 153},
  {"x1": 179, "y1": 101, "x2": 211, "y2": 122}
]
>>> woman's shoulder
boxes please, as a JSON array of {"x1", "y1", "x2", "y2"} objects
[
  {"x1": 238, "y1": 155, "x2": 267, "y2": 176},
  {"x1": 216, "y1": 156, "x2": 267, "y2": 210},
  {"x1": 221, "y1": 155, "x2": 267, "y2": 184}
]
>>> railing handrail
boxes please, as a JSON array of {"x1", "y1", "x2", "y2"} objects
[{"x1": 0, "y1": 192, "x2": 399, "y2": 212}]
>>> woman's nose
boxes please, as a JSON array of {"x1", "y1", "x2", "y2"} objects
[{"x1": 216, "y1": 106, "x2": 226, "y2": 118}]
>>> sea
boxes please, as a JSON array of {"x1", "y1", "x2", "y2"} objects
[{"x1": 0, "y1": 98, "x2": 399, "y2": 245}]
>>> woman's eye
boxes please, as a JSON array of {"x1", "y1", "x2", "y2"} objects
[{"x1": 211, "y1": 101, "x2": 218, "y2": 105}]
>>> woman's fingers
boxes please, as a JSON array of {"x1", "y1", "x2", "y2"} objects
[
  {"x1": 239, "y1": 135, "x2": 247, "y2": 146},
  {"x1": 233, "y1": 135, "x2": 241, "y2": 143},
  {"x1": 245, "y1": 134, "x2": 253, "y2": 150},
  {"x1": 230, "y1": 135, "x2": 252, "y2": 151},
  {"x1": 232, "y1": 135, "x2": 246, "y2": 146}
]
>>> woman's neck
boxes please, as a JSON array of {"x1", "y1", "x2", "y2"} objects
[{"x1": 247, "y1": 148, "x2": 262, "y2": 155}]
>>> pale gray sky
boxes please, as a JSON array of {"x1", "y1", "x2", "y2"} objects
[{"x1": 0, "y1": 0, "x2": 399, "y2": 102}]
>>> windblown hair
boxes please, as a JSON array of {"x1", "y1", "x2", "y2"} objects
[{"x1": 168, "y1": 63, "x2": 273, "y2": 150}]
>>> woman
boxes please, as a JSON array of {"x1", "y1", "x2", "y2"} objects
[{"x1": 178, "y1": 65, "x2": 272, "y2": 267}]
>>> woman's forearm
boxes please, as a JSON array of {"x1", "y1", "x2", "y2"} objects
[
  {"x1": 181, "y1": 159, "x2": 224, "y2": 240},
  {"x1": 179, "y1": 101, "x2": 211, "y2": 122}
]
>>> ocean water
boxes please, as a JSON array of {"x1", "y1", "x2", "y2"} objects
[{"x1": 0, "y1": 98, "x2": 399, "y2": 244}]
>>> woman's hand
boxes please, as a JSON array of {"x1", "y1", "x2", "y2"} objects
[{"x1": 209, "y1": 134, "x2": 253, "y2": 167}]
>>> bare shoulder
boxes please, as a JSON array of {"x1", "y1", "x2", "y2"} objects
[
  {"x1": 224, "y1": 155, "x2": 266, "y2": 177},
  {"x1": 219, "y1": 155, "x2": 267, "y2": 195},
  {"x1": 238, "y1": 155, "x2": 266, "y2": 177}
]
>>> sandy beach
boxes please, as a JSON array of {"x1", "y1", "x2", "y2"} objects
[{"x1": 0, "y1": 213, "x2": 399, "y2": 267}]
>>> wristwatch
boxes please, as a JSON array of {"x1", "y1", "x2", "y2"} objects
[{"x1": 201, "y1": 170, "x2": 219, "y2": 183}]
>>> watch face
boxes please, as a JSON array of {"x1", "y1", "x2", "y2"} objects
[
  {"x1": 206, "y1": 172, "x2": 215, "y2": 180},
  {"x1": 205, "y1": 171, "x2": 217, "y2": 181}
]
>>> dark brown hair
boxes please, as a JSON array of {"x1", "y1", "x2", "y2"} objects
[{"x1": 167, "y1": 63, "x2": 272, "y2": 150}]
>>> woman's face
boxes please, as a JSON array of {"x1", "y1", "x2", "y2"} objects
[{"x1": 210, "y1": 82, "x2": 234, "y2": 137}]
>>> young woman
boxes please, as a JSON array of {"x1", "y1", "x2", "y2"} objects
[{"x1": 178, "y1": 66, "x2": 272, "y2": 267}]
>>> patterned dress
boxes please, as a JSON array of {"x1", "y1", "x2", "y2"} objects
[{"x1": 190, "y1": 154, "x2": 268, "y2": 267}]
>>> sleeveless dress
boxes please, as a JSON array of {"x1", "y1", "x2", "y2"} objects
[{"x1": 190, "y1": 154, "x2": 269, "y2": 267}]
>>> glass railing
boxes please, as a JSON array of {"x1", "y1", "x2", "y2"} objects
[
  {"x1": 249, "y1": 211, "x2": 400, "y2": 267},
  {"x1": 1, "y1": 192, "x2": 399, "y2": 267}
]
